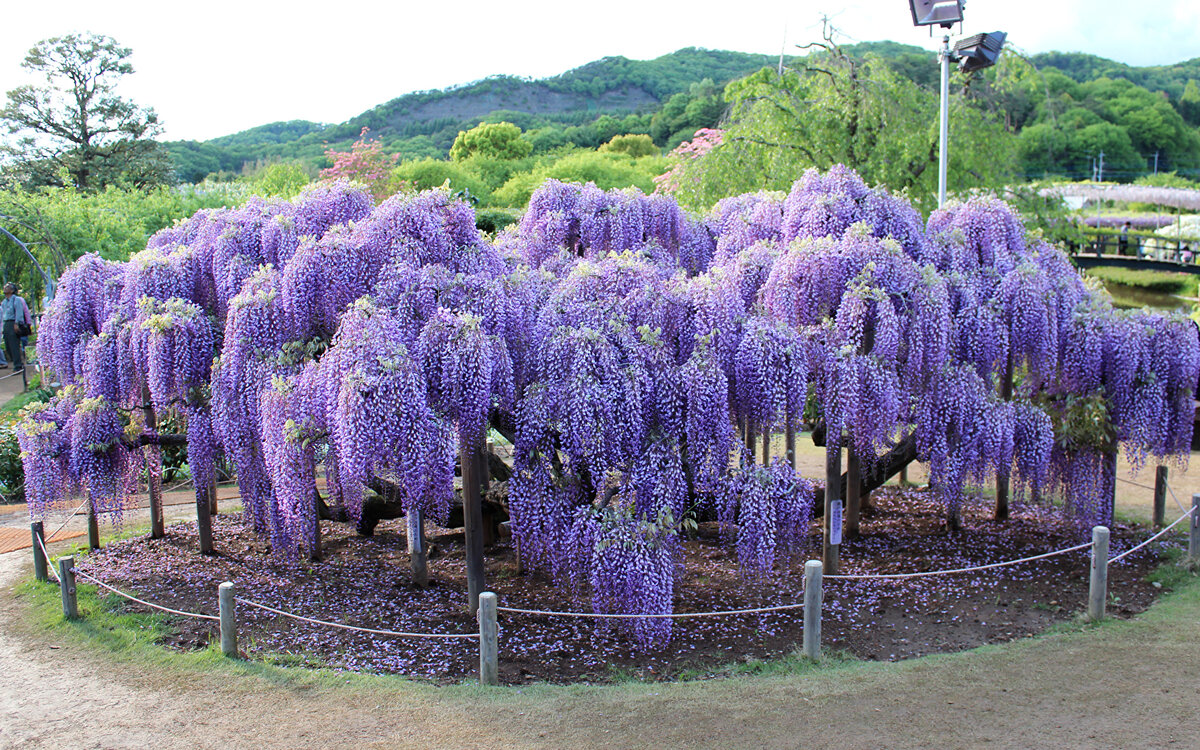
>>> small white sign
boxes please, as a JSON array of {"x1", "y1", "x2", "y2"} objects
[{"x1": 830, "y1": 500, "x2": 843, "y2": 546}]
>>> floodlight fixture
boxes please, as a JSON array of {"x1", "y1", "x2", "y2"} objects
[
  {"x1": 908, "y1": 0, "x2": 964, "y2": 28},
  {"x1": 953, "y1": 31, "x2": 1007, "y2": 73}
]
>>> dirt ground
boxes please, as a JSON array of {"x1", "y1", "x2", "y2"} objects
[{"x1": 3, "y1": 540, "x2": 1200, "y2": 749}]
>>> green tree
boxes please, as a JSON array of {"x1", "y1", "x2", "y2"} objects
[
  {"x1": 449, "y1": 122, "x2": 532, "y2": 161},
  {"x1": 248, "y1": 162, "x2": 311, "y2": 199},
  {"x1": 671, "y1": 45, "x2": 1015, "y2": 212},
  {"x1": 598, "y1": 134, "x2": 659, "y2": 157},
  {"x1": 1, "y1": 33, "x2": 166, "y2": 190},
  {"x1": 1180, "y1": 80, "x2": 1200, "y2": 126}
]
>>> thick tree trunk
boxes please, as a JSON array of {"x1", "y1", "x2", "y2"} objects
[
  {"x1": 407, "y1": 507, "x2": 428, "y2": 587},
  {"x1": 762, "y1": 423, "x2": 771, "y2": 465},
  {"x1": 196, "y1": 480, "x2": 214, "y2": 555}
]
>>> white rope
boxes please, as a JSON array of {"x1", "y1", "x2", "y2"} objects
[
  {"x1": 33, "y1": 530, "x2": 59, "y2": 583},
  {"x1": 825, "y1": 541, "x2": 1093, "y2": 580},
  {"x1": 496, "y1": 602, "x2": 805, "y2": 619},
  {"x1": 1165, "y1": 483, "x2": 1189, "y2": 514},
  {"x1": 43, "y1": 497, "x2": 90, "y2": 543},
  {"x1": 1109, "y1": 507, "x2": 1195, "y2": 564},
  {"x1": 73, "y1": 569, "x2": 220, "y2": 622},
  {"x1": 234, "y1": 597, "x2": 479, "y2": 639}
]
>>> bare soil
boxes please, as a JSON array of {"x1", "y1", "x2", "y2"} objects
[{"x1": 74, "y1": 485, "x2": 1165, "y2": 684}]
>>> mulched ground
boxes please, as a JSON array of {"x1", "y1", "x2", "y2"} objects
[{"x1": 76, "y1": 485, "x2": 1171, "y2": 685}]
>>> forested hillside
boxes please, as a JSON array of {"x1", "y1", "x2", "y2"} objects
[{"x1": 162, "y1": 44, "x2": 1200, "y2": 185}]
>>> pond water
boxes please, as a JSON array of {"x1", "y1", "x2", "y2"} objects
[{"x1": 1100, "y1": 281, "x2": 1196, "y2": 314}]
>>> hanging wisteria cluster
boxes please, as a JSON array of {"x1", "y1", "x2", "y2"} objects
[{"x1": 24, "y1": 168, "x2": 1200, "y2": 650}]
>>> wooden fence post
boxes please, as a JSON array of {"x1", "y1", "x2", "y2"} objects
[
  {"x1": 31, "y1": 522, "x2": 47, "y2": 583},
  {"x1": 1088, "y1": 526, "x2": 1109, "y2": 621},
  {"x1": 407, "y1": 507, "x2": 428, "y2": 587},
  {"x1": 219, "y1": 582, "x2": 238, "y2": 657},
  {"x1": 86, "y1": 493, "x2": 100, "y2": 551},
  {"x1": 59, "y1": 556, "x2": 77, "y2": 620},
  {"x1": 478, "y1": 591, "x2": 498, "y2": 686},
  {"x1": 1190, "y1": 495, "x2": 1199, "y2": 562},
  {"x1": 461, "y1": 434, "x2": 486, "y2": 614},
  {"x1": 1153, "y1": 466, "x2": 1167, "y2": 529},
  {"x1": 823, "y1": 443, "x2": 841, "y2": 575},
  {"x1": 802, "y1": 560, "x2": 823, "y2": 660}
]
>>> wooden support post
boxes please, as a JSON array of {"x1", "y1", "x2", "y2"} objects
[
  {"x1": 209, "y1": 481, "x2": 218, "y2": 516},
  {"x1": 86, "y1": 493, "x2": 100, "y2": 551},
  {"x1": 482, "y1": 440, "x2": 493, "y2": 492},
  {"x1": 823, "y1": 442, "x2": 841, "y2": 575},
  {"x1": 1153, "y1": 466, "x2": 1167, "y2": 529},
  {"x1": 407, "y1": 507, "x2": 428, "y2": 587},
  {"x1": 1088, "y1": 525, "x2": 1109, "y2": 621},
  {"x1": 478, "y1": 591, "x2": 498, "y2": 686},
  {"x1": 1190, "y1": 495, "x2": 1200, "y2": 562},
  {"x1": 59, "y1": 556, "x2": 77, "y2": 620},
  {"x1": 995, "y1": 354, "x2": 1014, "y2": 521},
  {"x1": 142, "y1": 388, "x2": 165, "y2": 539},
  {"x1": 196, "y1": 481, "x2": 214, "y2": 555},
  {"x1": 308, "y1": 485, "x2": 322, "y2": 562},
  {"x1": 846, "y1": 446, "x2": 861, "y2": 540},
  {"x1": 218, "y1": 581, "x2": 238, "y2": 657},
  {"x1": 785, "y1": 411, "x2": 796, "y2": 472},
  {"x1": 743, "y1": 419, "x2": 756, "y2": 466},
  {"x1": 899, "y1": 466, "x2": 908, "y2": 485},
  {"x1": 802, "y1": 560, "x2": 822, "y2": 660},
  {"x1": 31, "y1": 522, "x2": 47, "y2": 583},
  {"x1": 762, "y1": 422, "x2": 771, "y2": 465},
  {"x1": 461, "y1": 434, "x2": 486, "y2": 614}
]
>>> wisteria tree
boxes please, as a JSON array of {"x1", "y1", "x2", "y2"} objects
[{"x1": 22, "y1": 167, "x2": 1199, "y2": 651}]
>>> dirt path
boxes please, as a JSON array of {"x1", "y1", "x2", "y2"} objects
[{"x1": 3, "y1": 540, "x2": 1199, "y2": 750}]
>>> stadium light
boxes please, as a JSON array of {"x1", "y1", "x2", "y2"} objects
[
  {"x1": 908, "y1": 0, "x2": 963, "y2": 28},
  {"x1": 953, "y1": 32, "x2": 1008, "y2": 73}
]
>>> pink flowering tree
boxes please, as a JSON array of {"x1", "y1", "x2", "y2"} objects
[
  {"x1": 319, "y1": 127, "x2": 402, "y2": 202},
  {"x1": 653, "y1": 128, "x2": 724, "y2": 197}
]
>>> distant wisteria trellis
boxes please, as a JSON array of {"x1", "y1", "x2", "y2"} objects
[{"x1": 21, "y1": 168, "x2": 1200, "y2": 650}]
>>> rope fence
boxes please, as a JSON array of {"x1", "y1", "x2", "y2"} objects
[
  {"x1": 234, "y1": 597, "x2": 479, "y2": 639},
  {"x1": 73, "y1": 569, "x2": 219, "y2": 622},
  {"x1": 27, "y1": 479, "x2": 1200, "y2": 686},
  {"x1": 1109, "y1": 506, "x2": 1195, "y2": 564}
]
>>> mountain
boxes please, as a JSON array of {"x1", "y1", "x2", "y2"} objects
[{"x1": 164, "y1": 48, "x2": 786, "y2": 182}]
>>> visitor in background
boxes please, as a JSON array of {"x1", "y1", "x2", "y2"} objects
[
  {"x1": 1, "y1": 283, "x2": 32, "y2": 372},
  {"x1": 1118, "y1": 221, "x2": 1131, "y2": 255}
]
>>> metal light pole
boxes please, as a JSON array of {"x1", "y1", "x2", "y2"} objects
[{"x1": 937, "y1": 34, "x2": 951, "y2": 208}]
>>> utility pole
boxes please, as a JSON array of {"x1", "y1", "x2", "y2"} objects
[
  {"x1": 1098, "y1": 151, "x2": 1105, "y2": 182},
  {"x1": 1153, "y1": 151, "x2": 1159, "y2": 175},
  {"x1": 937, "y1": 34, "x2": 951, "y2": 208}
]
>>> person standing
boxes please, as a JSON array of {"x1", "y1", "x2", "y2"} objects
[{"x1": 1, "y1": 283, "x2": 32, "y2": 372}]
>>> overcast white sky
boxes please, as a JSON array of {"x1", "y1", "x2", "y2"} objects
[{"x1": 3, "y1": 0, "x2": 1199, "y2": 142}]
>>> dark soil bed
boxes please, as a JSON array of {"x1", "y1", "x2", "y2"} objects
[{"x1": 77, "y1": 485, "x2": 1171, "y2": 685}]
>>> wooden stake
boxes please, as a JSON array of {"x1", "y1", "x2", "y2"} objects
[
  {"x1": 59, "y1": 556, "x2": 77, "y2": 620},
  {"x1": 1190, "y1": 495, "x2": 1199, "y2": 563},
  {"x1": 478, "y1": 591, "x2": 499, "y2": 686},
  {"x1": 761, "y1": 422, "x2": 771, "y2": 465},
  {"x1": 407, "y1": 507, "x2": 428, "y2": 587},
  {"x1": 995, "y1": 353, "x2": 1014, "y2": 521},
  {"x1": 142, "y1": 388, "x2": 164, "y2": 539},
  {"x1": 823, "y1": 442, "x2": 841, "y2": 575},
  {"x1": 1088, "y1": 525, "x2": 1109, "y2": 621},
  {"x1": 86, "y1": 493, "x2": 100, "y2": 551},
  {"x1": 1153, "y1": 466, "x2": 1167, "y2": 529},
  {"x1": 461, "y1": 433, "x2": 486, "y2": 614},
  {"x1": 218, "y1": 582, "x2": 238, "y2": 657},
  {"x1": 846, "y1": 445, "x2": 861, "y2": 540},
  {"x1": 308, "y1": 483, "x2": 322, "y2": 562},
  {"x1": 196, "y1": 481, "x2": 214, "y2": 555},
  {"x1": 31, "y1": 522, "x2": 47, "y2": 582},
  {"x1": 785, "y1": 411, "x2": 796, "y2": 471},
  {"x1": 802, "y1": 560, "x2": 822, "y2": 660}
]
